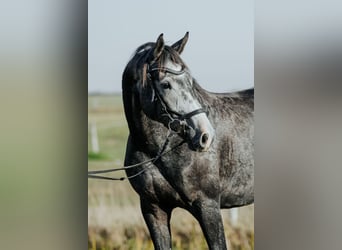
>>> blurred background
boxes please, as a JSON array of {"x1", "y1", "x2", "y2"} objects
[{"x1": 0, "y1": 1, "x2": 87, "y2": 250}]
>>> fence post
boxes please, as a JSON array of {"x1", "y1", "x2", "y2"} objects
[
  {"x1": 230, "y1": 208, "x2": 239, "y2": 226},
  {"x1": 90, "y1": 121, "x2": 100, "y2": 153}
]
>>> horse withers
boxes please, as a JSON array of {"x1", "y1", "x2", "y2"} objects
[{"x1": 122, "y1": 32, "x2": 254, "y2": 250}]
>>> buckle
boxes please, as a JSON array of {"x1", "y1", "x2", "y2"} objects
[{"x1": 168, "y1": 119, "x2": 186, "y2": 133}]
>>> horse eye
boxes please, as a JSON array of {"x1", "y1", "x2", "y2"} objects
[{"x1": 160, "y1": 82, "x2": 171, "y2": 89}]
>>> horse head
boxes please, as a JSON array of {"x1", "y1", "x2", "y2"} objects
[{"x1": 132, "y1": 33, "x2": 215, "y2": 152}]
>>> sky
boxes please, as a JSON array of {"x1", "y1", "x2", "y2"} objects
[{"x1": 89, "y1": 0, "x2": 253, "y2": 93}]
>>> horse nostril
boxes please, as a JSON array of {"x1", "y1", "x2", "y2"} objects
[{"x1": 200, "y1": 133, "x2": 209, "y2": 147}]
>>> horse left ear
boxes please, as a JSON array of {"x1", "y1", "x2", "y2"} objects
[
  {"x1": 153, "y1": 33, "x2": 164, "y2": 59},
  {"x1": 171, "y1": 32, "x2": 189, "y2": 54}
]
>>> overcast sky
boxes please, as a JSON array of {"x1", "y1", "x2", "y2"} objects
[{"x1": 89, "y1": 0, "x2": 253, "y2": 93}]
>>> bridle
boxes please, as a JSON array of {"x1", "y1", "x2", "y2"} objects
[
  {"x1": 147, "y1": 64, "x2": 208, "y2": 135},
  {"x1": 88, "y1": 62, "x2": 209, "y2": 181}
]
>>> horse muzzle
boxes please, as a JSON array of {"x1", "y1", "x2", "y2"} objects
[
  {"x1": 184, "y1": 122, "x2": 214, "y2": 152},
  {"x1": 192, "y1": 130, "x2": 215, "y2": 152}
]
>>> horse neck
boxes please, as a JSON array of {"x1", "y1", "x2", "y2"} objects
[
  {"x1": 193, "y1": 79, "x2": 254, "y2": 110},
  {"x1": 122, "y1": 85, "x2": 167, "y2": 153}
]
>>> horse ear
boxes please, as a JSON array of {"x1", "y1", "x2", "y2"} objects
[
  {"x1": 153, "y1": 33, "x2": 164, "y2": 59},
  {"x1": 171, "y1": 32, "x2": 189, "y2": 54}
]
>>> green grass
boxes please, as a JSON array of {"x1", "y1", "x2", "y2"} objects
[
  {"x1": 88, "y1": 94, "x2": 254, "y2": 250},
  {"x1": 88, "y1": 94, "x2": 128, "y2": 161},
  {"x1": 88, "y1": 152, "x2": 109, "y2": 160}
]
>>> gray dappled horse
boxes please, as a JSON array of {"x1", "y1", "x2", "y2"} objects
[{"x1": 122, "y1": 33, "x2": 254, "y2": 250}]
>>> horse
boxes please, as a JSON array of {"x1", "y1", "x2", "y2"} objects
[{"x1": 121, "y1": 32, "x2": 254, "y2": 250}]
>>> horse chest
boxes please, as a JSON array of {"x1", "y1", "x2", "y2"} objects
[
  {"x1": 160, "y1": 159, "x2": 221, "y2": 203},
  {"x1": 132, "y1": 158, "x2": 220, "y2": 207},
  {"x1": 136, "y1": 168, "x2": 187, "y2": 206}
]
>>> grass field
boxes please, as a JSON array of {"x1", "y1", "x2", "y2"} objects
[{"x1": 88, "y1": 94, "x2": 254, "y2": 250}]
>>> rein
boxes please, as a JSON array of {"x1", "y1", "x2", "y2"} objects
[{"x1": 88, "y1": 129, "x2": 185, "y2": 181}]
